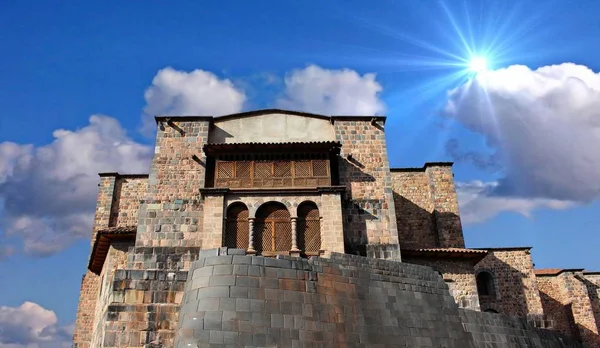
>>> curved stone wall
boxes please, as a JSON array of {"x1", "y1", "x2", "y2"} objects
[{"x1": 174, "y1": 249, "x2": 583, "y2": 348}]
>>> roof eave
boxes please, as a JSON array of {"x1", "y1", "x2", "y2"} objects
[{"x1": 87, "y1": 228, "x2": 137, "y2": 274}]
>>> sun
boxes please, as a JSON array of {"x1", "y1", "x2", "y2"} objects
[{"x1": 468, "y1": 56, "x2": 488, "y2": 73}]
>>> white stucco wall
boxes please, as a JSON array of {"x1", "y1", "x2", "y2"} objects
[{"x1": 209, "y1": 112, "x2": 335, "y2": 143}]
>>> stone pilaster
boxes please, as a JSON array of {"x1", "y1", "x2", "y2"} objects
[
  {"x1": 334, "y1": 118, "x2": 400, "y2": 258},
  {"x1": 73, "y1": 174, "x2": 117, "y2": 348},
  {"x1": 134, "y1": 119, "x2": 211, "y2": 265},
  {"x1": 425, "y1": 164, "x2": 465, "y2": 248}
]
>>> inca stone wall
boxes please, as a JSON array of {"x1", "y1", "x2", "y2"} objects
[
  {"x1": 459, "y1": 309, "x2": 582, "y2": 348},
  {"x1": 390, "y1": 163, "x2": 464, "y2": 249},
  {"x1": 101, "y1": 269, "x2": 189, "y2": 347},
  {"x1": 334, "y1": 119, "x2": 399, "y2": 257},
  {"x1": 474, "y1": 248, "x2": 544, "y2": 317},
  {"x1": 171, "y1": 249, "x2": 581, "y2": 348},
  {"x1": 175, "y1": 249, "x2": 473, "y2": 347}
]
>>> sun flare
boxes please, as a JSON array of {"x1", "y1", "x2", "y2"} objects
[{"x1": 468, "y1": 56, "x2": 488, "y2": 73}]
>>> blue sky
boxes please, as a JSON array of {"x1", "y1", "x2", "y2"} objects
[{"x1": 1, "y1": 1, "x2": 600, "y2": 345}]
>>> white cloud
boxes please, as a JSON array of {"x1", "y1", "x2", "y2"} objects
[
  {"x1": 0, "y1": 302, "x2": 72, "y2": 348},
  {"x1": 444, "y1": 63, "x2": 600, "y2": 221},
  {"x1": 0, "y1": 115, "x2": 152, "y2": 257},
  {"x1": 456, "y1": 181, "x2": 574, "y2": 224},
  {"x1": 142, "y1": 67, "x2": 246, "y2": 134},
  {"x1": 276, "y1": 65, "x2": 385, "y2": 115}
]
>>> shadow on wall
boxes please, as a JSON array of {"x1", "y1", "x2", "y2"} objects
[
  {"x1": 209, "y1": 126, "x2": 233, "y2": 143},
  {"x1": 393, "y1": 192, "x2": 437, "y2": 249},
  {"x1": 337, "y1": 157, "x2": 380, "y2": 256},
  {"x1": 475, "y1": 253, "x2": 532, "y2": 318},
  {"x1": 338, "y1": 157, "x2": 375, "y2": 182},
  {"x1": 539, "y1": 290, "x2": 580, "y2": 341},
  {"x1": 342, "y1": 200, "x2": 377, "y2": 257},
  {"x1": 110, "y1": 179, "x2": 124, "y2": 227},
  {"x1": 392, "y1": 192, "x2": 463, "y2": 249},
  {"x1": 580, "y1": 277, "x2": 600, "y2": 335},
  {"x1": 538, "y1": 277, "x2": 600, "y2": 347},
  {"x1": 575, "y1": 275, "x2": 600, "y2": 346}
]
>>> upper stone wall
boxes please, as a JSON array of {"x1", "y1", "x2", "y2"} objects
[
  {"x1": 111, "y1": 176, "x2": 148, "y2": 227},
  {"x1": 475, "y1": 249, "x2": 544, "y2": 317},
  {"x1": 391, "y1": 163, "x2": 464, "y2": 249},
  {"x1": 391, "y1": 170, "x2": 437, "y2": 248},
  {"x1": 334, "y1": 119, "x2": 399, "y2": 254},
  {"x1": 537, "y1": 271, "x2": 600, "y2": 347},
  {"x1": 209, "y1": 112, "x2": 335, "y2": 143}
]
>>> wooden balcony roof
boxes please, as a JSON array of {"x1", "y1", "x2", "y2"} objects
[{"x1": 203, "y1": 141, "x2": 342, "y2": 156}]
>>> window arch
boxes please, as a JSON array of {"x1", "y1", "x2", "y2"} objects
[
  {"x1": 484, "y1": 308, "x2": 499, "y2": 314},
  {"x1": 223, "y1": 203, "x2": 249, "y2": 249},
  {"x1": 254, "y1": 202, "x2": 292, "y2": 256},
  {"x1": 297, "y1": 201, "x2": 321, "y2": 255},
  {"x1": 476, "y1": 271, "x2": 496, "y2": 297}
]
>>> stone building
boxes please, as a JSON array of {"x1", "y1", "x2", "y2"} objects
[{"x1": 72, "y1": 109, "x2": 599, "y2": 347}]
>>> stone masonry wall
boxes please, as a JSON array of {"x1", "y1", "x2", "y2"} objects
[
  {"x1": 537, "y1": 272, "x2": 600, "y2": 348},
  {"x1": 583, "y1": 273, "x2": 600, "y2": 342},
  {"x1": 566, "y1": 272, "x2": 600, "y2": 347},
  {"x1": 136, "y1": 119, "x2": 210, "y2": 252},
  {"x1": 334, "y1": 119, "x2": 399, "y2": 256},
  {"x1": 459, "y1": 309, "x2": 583, "y2": 348},
  {"x1": 425, "y1": 165, "x2": 464, "y2": 248},
  {"x1": 127, "y1": 247, "x2": 203, "y2": 270},
  {"x1": 403, "y1": 256, "x2": 481, "y2": 310},
  {"x1": 320, "y1": 192, "x2": 345, "y2": 254},
  {"x1": 175, "y1": 249, "x2": 473, "y2": 347},
  {"x1": 111, "y1": 175, "x2": 148, "y2": 227},
  {"x1": 90, "y1": 242, "x2": 132, "y2": 347},
  {"x1": 390, "y1": 163, "x2": 464, "y2": 249},
  {"x1": 173, "y1": 249, "x2": 582, "y2": 348},
  {"x1": 391, "y1": 170, "x2": 437, "y2": 248},
  {"x1": 73, "y1": 175, "x2": 116, "y2": 348},
  {"x1": 101, "y1": 269, "x2": 189, "y2": 347},
  {"x1": 537, "y1": 274, "x2": 579, "y2": 339},
  {"x1": 475, "y1": 249, "x2": 544, "y2": 317}
]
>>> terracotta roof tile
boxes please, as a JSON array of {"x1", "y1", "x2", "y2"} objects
[
  {"x1": 535, "y1": 268, "x2": 585, "y2": 276},
  {"x1": 401, "y1": 247, "x2": 488, "y2": 264},
  {"x1": 402, "y1": 247, "x2": 487, "y2": 254},
  {"x1": 534, "y1": 268, "x2": 563, "y2": 276}
]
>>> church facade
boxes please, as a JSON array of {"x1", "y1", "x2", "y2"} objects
[{"x1": 73, "y1": 110, "x2": 600, "y2": 347}]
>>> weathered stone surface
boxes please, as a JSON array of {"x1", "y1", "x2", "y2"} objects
[
  {"x1": 172, "y1": 250, "x2": 581, "y2": 348},
  {"x1": 73, "y1": 111, "x2": 598, "y2": 348}
]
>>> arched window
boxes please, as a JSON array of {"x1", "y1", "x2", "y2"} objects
[
  {"x1": 297, "y1": 201, "x2": 321, "y2": 255},
  {"x1": 255, "y1": 202, "x2": 292, "y2": 255},
  {"x1": 484, "y1": 308, "x2": 499, "y2": 314},
  {"x1": 476, "y1": 271, "x2": 496, "y2": 297},
  {"x1": 223, "y1": 203, "x2": 249, "y2": 249}
]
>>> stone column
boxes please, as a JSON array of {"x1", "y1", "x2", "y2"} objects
[
  {"x1": 291, "y1": 217, "x2": 299, "y2": 252},
  {"x1": 247, "y1": 218, "x2": 256, "y2": 254}
]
